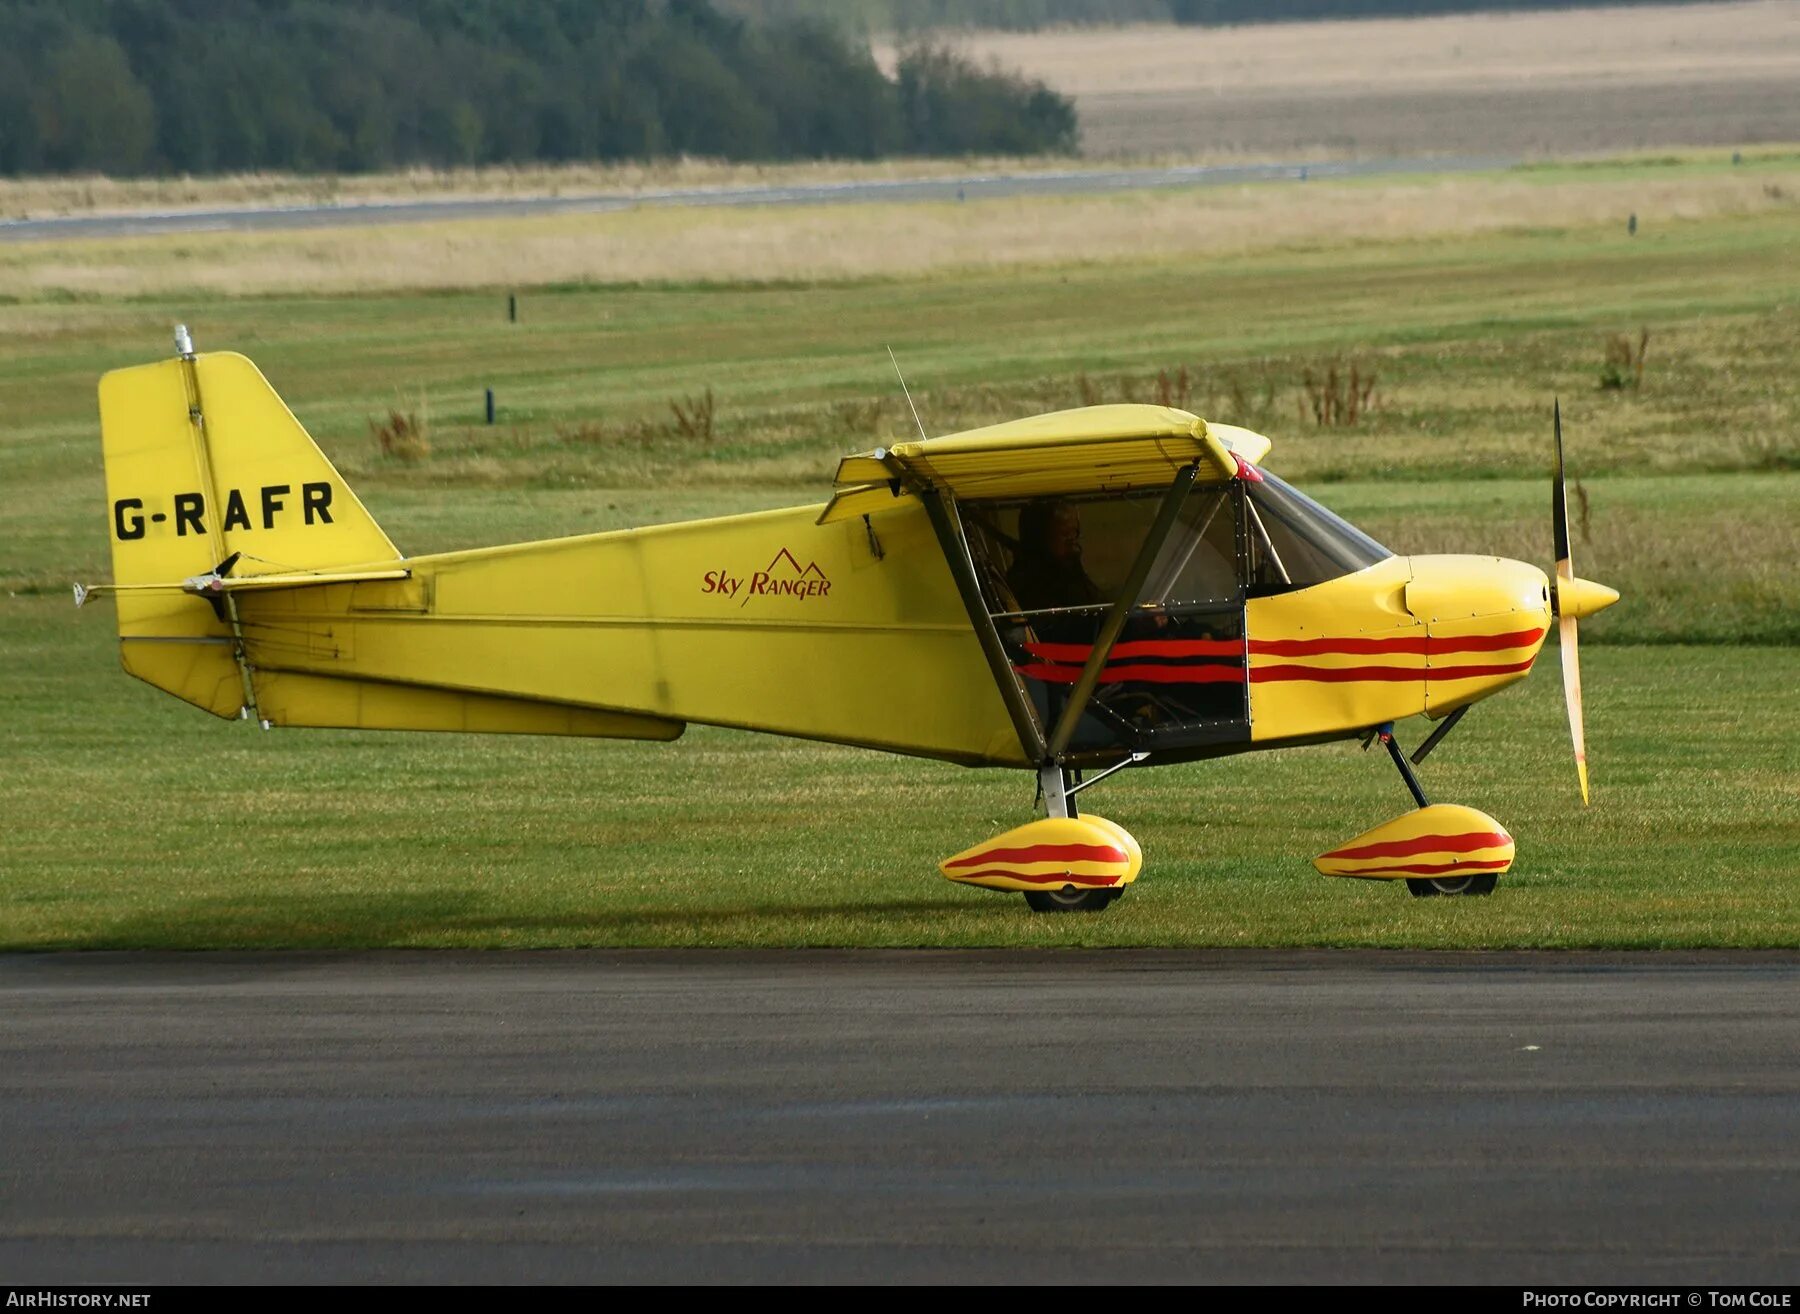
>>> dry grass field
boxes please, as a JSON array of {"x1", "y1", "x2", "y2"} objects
[
  {"x1": 942, "y1": 1, "x2": 1800, "y2": 157},
  {"x1": 0, "y1": 155, "x2": 1112, "y2": 224},
  {"x1": 3, "y1": 150, "x2": 1794, "y2": 298}
]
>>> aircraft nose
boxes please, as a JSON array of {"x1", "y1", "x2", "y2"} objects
[
  {"x1": 1554, "y1": 575, "x2": 1620, "y2": 620},
  {"x1": 1403, "y1": 555, "x2": 1553, "y2": 632},
  {"x1": 1402, "y1": 556, "x2": 1553, "y2": 713}
]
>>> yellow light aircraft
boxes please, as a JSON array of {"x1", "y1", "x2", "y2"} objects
[{"x1": 80, "y1": 332, "x2": 1618, "y2": 911}]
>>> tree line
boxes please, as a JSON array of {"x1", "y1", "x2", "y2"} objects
[{"x1": 0, "y1": 0, "x2": 1078, "y2": 177}]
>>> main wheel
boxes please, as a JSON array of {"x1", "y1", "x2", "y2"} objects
[
  {"x1": 1406, "y1": 873, "x2": 1499, "y2": 898},
  {"x1": 1024, "y1": 886, "x2": 1122, "y2": 913}
]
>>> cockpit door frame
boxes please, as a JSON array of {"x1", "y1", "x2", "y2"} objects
[
  {"x1": 1044, "y1": 462, "x2": 1200, "y2": 761},
  {"x1": 919, "y1": 486, "x2": 1047, "y2": 762}
]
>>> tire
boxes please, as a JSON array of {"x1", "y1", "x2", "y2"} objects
[
  {"x1": 1023, "y1": 886, "x2": 1122, "y2": 913},
  {"x1": 1406, "y1": 873, "x2": 1499, "y2": 898}
]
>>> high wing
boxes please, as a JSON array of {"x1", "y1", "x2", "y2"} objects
[{"x1": 820, "y1": 405, "x2": 1272, "y2": 524}]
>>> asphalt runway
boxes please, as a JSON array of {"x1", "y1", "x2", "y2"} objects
[
  {"x1": 2, "y1": 951, "x2": 1796, "y2": 1285},
  {"x1": 0, "y1": 156, "x2": 1508, "y2": 243}
]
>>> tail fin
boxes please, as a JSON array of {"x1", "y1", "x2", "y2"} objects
[{"x1": 96, "y1": 345, "x2": 400, "y2": 718}]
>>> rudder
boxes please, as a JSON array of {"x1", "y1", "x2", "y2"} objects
[{"x1": 97, "y1": 347, "x2": 400, "y2": 717}]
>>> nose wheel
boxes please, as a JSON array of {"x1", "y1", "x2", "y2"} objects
[
  {"x1": 1407, "y1": 873, "x2": 1498, "y2": 898},
  {"x1": 1024, "y1": 886, "x2": 1123, "y2": 913}
]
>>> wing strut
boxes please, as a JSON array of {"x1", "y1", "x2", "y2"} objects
[{"x1": 1046, "y1": 463, "x2": 1199, "y2": 760}]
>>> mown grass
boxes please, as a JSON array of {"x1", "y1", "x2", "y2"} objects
[
  {"x1": 2, "y1": 180, "x2": 1795, "y2": 947},
  {"x1": 2, "y1": 598, "x2": 1794, "y2": 949}
]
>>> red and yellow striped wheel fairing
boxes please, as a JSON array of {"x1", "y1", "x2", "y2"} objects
[
  {"x1": 1313, "y1": 803, "x2": 1515, "y2": 881},
  {"x1": 941, "y1": 815, "x2": 1143, "y2": 893}
]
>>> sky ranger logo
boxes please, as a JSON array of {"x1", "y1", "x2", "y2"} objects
[{"x1": 702, "y1": 548, "x2": 832, "y2": 608}]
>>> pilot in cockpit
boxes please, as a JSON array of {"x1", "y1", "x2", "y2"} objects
[{"x1": 1006, "y1": 500, "x2": 1104, "y2": 615}]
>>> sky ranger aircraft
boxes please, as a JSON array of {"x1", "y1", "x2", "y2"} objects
[{"x1": 80, "y1": 332, "x2": 1618, "y2": 912}]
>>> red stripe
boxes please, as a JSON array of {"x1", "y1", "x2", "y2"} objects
[
  {"x1": 1097, "y1": 664, "x2": 1242, "y2": 685},
  {"x1": 1333, "y1": 858, "x2": 1513, "y2": 876},
  {"x1": 1426, "y1": 659, "x2": 1537, "y2": 681},
  {"x1": 1250, "y1": 658, "x2": 1535, "y2": 684},
  {"x1": 1234, "y1": 454, "x2": 1264, "y2": 483},
  {"x1": 1326, "y1": 831, "x2": 1512, "y2": 860},
  {"x1": 1016, "y1": 662, "x2": 1242, "y2": 686},
  {"x1": 1433, "y1": 627, "x2": 1546, "y2": 653},
  {"x1": 1025, "y1": 638, "x2": 1246, "y2": 661},
  {"x1": 945, "y1": 842, "x2": 1127, "y2": 870},
  {"x1": 1112, "y1": 638, "x2": 1245, "y2": 659},
  {"x1": 1026, "y1": 632, "x2": 1541, "y2": 661},
  {"x1": 947, "y1": 867, "x2": 1122, "y2": 887},
  {"x1": 1253, "y1": 635, "x2": 1428, "y2": 656},
  {"x1": 1251, "y1": 663, "x2": 1422, "y2": 684},
  {"x1": 1015, "y1": 663, "x2": 1087, "y2": 684},
  {"x1": 1249, "y1": 628, "x2": 1543, "y2": 657}
]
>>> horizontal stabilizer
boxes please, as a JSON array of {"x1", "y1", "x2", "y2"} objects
[{"x1": 76, "y1": 568, "x2": 411, "y2": 608}]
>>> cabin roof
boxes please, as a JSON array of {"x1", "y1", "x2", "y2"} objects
[{"x1": 820, "y1": 405, "x2": 1273, "y2": 524}]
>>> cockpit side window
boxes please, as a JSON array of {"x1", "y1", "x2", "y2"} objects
[
  {"x1": 961, "y1": 484, "x2": 1249, "y2": 757},
  {"x1": 1243, "y1": 471, "x2": 1391, "y2": 595},
  {"x1": 965, "y1": 495, "x2": 1161, "y2": 619},
  {"x1": 1140, "y1": 485, "x2": 1238, "y2": 608}
]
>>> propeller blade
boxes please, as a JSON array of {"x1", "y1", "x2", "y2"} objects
[
  {"x1": 1560, "y1": 611, "x2": 1589, "y2": 806},
  {"x1": 1552, "y1": 400, "x2": 1589, "y2": 805},
  {"x1": 1552, "y1": 398, "x2": 1572, "y2": 587}
]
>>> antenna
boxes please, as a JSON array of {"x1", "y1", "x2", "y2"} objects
[{"x1": 887, "y1": 346, "x2": 928, "y2": 442}]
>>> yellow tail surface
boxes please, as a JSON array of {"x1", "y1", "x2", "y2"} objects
[
  {"x1": 99, "y1": 351, "x2": 399, "y2": 718},
  {"x1": 98, "y1": 351, "x2": 679, "y2": 740},
  {"x1": 102, "y1": 352, "x2": 399, "y2": 587}
]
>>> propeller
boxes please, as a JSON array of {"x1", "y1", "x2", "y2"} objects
[{"x1": 1550, "y1": 401, "x2": 1620, "y2": 805}]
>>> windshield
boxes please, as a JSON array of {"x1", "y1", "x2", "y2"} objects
[{"x1": 1243, "y1": 471, "x2": 1391, "y2": 595}]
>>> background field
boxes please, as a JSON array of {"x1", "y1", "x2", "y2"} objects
[
  {"x1": 7, "y1": 0, "x2": 1798, "y2": 228},
  {"x1": 2, "y1": 149, "x2": 1796, "y2": 948},
  {"x1": 8, "y1": 149, "x2": 1798, "y2": 296},
  {"x1": 947, "y1": 1, "x2": 1800, "y2": 156}
]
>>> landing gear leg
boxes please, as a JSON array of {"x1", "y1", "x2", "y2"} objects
[
  {"x1": 1378, "y1": 723, "x2": 1430, "y2": 810},
  {"x1": 1373, "y1": 723, "x2": 1498, "y2": 899}
]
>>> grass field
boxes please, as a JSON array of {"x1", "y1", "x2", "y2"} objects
[
  {"x1": 950, "y1": 1, "x2": 1800, "y2": 157},
  {"x1": 7, "y1": 149, "x2": 1796, "y2": 297},
  {"x1": 0, "y1": 155, "x2": 1134, "y2": 223},
  {"x1": 2, "y1": 156, "x2": 1796, "y2": 948},
  {"x1": 3, "y1": 608, "x2": 1794, "y2": 949}
]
